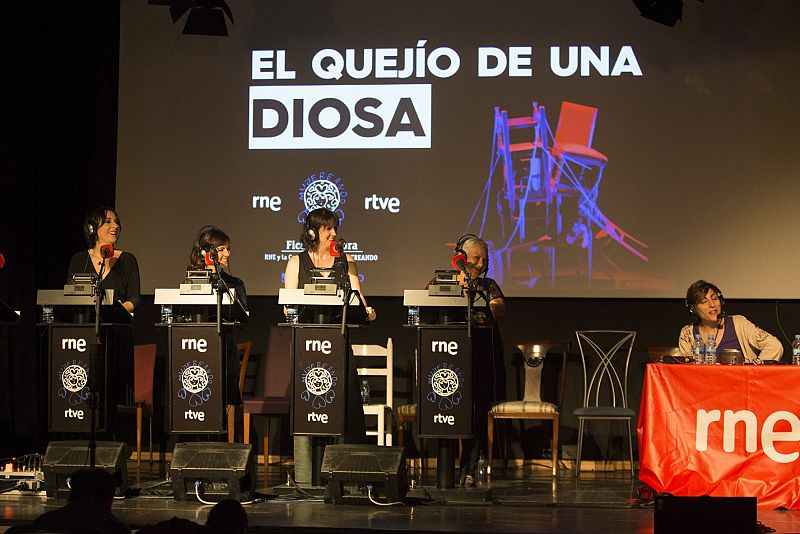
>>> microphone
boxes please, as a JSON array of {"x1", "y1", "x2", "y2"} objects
[
  {"x1": 99, "y1": 244, "x2": 114, "y2": 259},
  {"x1": 451, "y1": 253, "x2": 467, "y2": 272},
  {"x1": 0, "y1": 252, "x2": 5, "y2": 269},
  {"x1": 203, "y1": 248, "x2": 218, "y2": 266},
  {"x1": 330, "y1": 239, "x2": 345, "y2": 257}
]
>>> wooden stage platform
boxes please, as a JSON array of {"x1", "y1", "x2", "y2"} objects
[{"x1": 1, "y1": 459, "x2": 798, "y2": 533}]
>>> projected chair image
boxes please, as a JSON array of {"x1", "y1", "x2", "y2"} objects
[
  {"x1": 488, "y1": 341, "x2": 570, "y2": 476},
  {"x1": 573, "y1": 330, "x2": 637, "y2": 476},
  {"x1": 465, "y1": 99, "x2": 648, "y2": 291}
]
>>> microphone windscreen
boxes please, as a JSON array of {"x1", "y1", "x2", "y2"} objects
[
  {"x1": 330, "y1": 240, "x2": 345, "y2": 257},
  {"x1": 203, "y1": 250, "x2": 215, "y2": 266},
  {"x1": 100, "y1": 244, "x2": 114, "y2": 259},
  {"x1": 0, "y1": 252, "x2": 5, "y2": 269},
  {"x1": 451, "y1": 254, "x2": 467, "y2": 271}
]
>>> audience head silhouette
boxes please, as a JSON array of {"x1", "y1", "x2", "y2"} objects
[{"x1": 206, "y1": 499, "x2": 248, "y2": 534}]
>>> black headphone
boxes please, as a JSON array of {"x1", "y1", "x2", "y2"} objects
[
  {"x1": 84, "y1": 221, "x2": 96, "y2": 244},
  {"x1": 304, "y1": 220, "x2": 316, "y2": 242},
  {"x1": 686, "y1": 283, "x2": 726, "y2": 320},
  {"x1": 454, "y1": 233, "x2": 490, "y2": 275},
  {"x1": 195, "y1": 225, "x2": 219, "y2": 260}
]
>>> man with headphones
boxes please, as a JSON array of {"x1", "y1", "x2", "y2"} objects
[{"x1": 678, "y1": 280, "x2": 783, "y2": 363}]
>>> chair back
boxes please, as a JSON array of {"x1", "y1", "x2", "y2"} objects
[
  {"x1": 575, "y1": 331, "x2": 636, "y2": 410},
  {"x1": 256, "y1": 326, "x2": 292, "y2": 399},
  {"x1": 554, "y1": 101, "x2": 598, "y2": 149},
  {"x1": 133, "y1": 344, "x2": 157, "y2": 406},
  {"x1": 352, "y1": 338, "x2": 393, "y2": 409},
  {"x1": 515, "y1": 341, "x2": 570, "y2": 407},
  {"x1": 236, "y1": 341, "x2": 253, "y2": 397}
]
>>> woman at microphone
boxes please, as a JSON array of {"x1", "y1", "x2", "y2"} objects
[
  {"x1": 67, "y1": 206, "x2": 140, "y2": 438},
  {"x1": 283, "y1": 207, "x2": 376, "y2": 321},
  {"x1": 188, "y1": 225, "x2": 249, "y2": 406},
  {"x1": 68, "y1": 207, "x2": 140, "y2": 313},
  {"x1": 678, "y1": 280, "x2": 783, "y2": 363}
]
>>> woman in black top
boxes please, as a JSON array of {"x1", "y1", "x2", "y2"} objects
[
  {"x1": 189, "y1": 226, "x2": 249, "y2": 405},
  {"x1": 283, "y1": 208, "x2": 375, "y2": 445},
  {"x1": 283, "y1": 208, "x2": 376, "y2": 321},
  {"x1": 67, "y1": 207, "x2": 140, "y2": 436},
  {"x1": 68, "y1": 207, "x2": 140, "y2": 312}
]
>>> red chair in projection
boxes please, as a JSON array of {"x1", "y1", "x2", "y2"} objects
[{"x1": 549, "y1": 100, "x2": 608, "y2": 204}]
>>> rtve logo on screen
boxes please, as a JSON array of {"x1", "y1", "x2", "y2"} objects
[{"x1": 248, "y1": 84, "x2": 431, "y2": 149}]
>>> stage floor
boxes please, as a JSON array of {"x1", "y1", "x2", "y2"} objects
[{"x1": 1, "y1": 460, "x2": 799, "y2": 533}]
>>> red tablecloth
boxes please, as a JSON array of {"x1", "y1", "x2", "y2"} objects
[{"x1": 638, "y1": 364, "x2": 800, "y2": 509}]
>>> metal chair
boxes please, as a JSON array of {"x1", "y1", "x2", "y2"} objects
[
  {"x1": 488, "y1": 340, "x2": 569, "y2": 476},
  {"x1": 573, "y1": 330, "x2": 637, "y2": 476}
]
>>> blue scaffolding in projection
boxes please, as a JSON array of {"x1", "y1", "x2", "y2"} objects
[{"x1": 467, "y1": 101, "x2": 648, "y2": 289}]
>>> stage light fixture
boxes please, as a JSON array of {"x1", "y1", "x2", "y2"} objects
[
  {"x1": 150, "y1": 0, "x2": 234, "y2": 36},
  {"x1": 633, "y1": 0, "x2": 683, "y2": 27}
]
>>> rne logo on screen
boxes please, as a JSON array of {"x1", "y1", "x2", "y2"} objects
[
  {"x1": 695, "y1": 409, "x2": 800, "y2": 464},
  {"x1": 248, "y1": 84, "x2": 431, "y2": 149}
]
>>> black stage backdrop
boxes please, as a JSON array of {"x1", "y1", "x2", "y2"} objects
[{"x1": 3, "y1": 1, "x2": 800, "y2": 459}]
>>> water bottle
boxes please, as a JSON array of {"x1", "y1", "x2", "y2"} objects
[
  {"x1": 692, "y1": 334, "x2": 704, "y2": 364},
  {"x1": 360, "y1": 379, "x2": 370, "y2": 405},
  {"x1": 475, "y1": 454, "x2": 488, "y2": 488},
  {"x1": 792, "y1": 335, "x2": 800, "y2": 365},
  {"x1": 286, "y1": 304, "x2": 299, "y2": 324},
  {"x1": 160, "y1": 304, "x2": 173, "y2": 324},
  {"x1": 704, "y1": 333, "x2": 717, "y2": 365},
  {"x1": 41, "y1": 305, "x2": 54, "y2": 324},
  {"x1": 407, "y1": 305, "x2": 420, "y2": 326}
]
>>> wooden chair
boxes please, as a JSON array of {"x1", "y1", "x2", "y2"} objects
[
  {"x1": 243, "y1": 327, "x2": 292, "y2": 465},
  {"x1": 488, "y1": 340, "x2": 569, "y2": 476},
  {"x1": 353, "y1": 339, "x2": 393, "y2": 446},
  {"x1": 117, "y1": 344, "x2": 157, "y2": 470},
  {"x1": 227, "y1": 341, "x2": 252, "y2": 443}
]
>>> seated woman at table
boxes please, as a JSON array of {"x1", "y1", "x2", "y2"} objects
[
  {"x1": 188, "y1": 225, "x2": 249, "y2": 406},
  {"x1": 283, "y1": 207, "x2": 376, "y2": 321},
  {"x1": 678, "y1": 280, "x2": 783, "y2": 363},
  {"x1": 283, "y1": 208, "x2": 374, "y2": 445}
]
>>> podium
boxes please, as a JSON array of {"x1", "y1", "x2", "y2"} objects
[
  {"x1": 404, "y1": 289, "x2": 488, "y2": 498},
  {"x1": 36, "y1": 289, "x2": 131, "y2": 433},
  {"x1": 154, "y1": 288, "x2": 238, "y2": 434},
  {"x1": 278, "y1": 288, "x2": 367, "y2": 487}
]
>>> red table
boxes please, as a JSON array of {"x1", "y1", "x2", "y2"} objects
[{"x1": 638, "y1": 364, "x2": 800, "y2": 509}]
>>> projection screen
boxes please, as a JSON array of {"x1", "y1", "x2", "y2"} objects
[{"x1": 116, "y1": 0, "x2": 800, "y2": 298}]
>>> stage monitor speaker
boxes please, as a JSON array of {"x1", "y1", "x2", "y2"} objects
[
  {"x1": 43, "y1": 440, "x2": 128, "y2": 498},
  {"x1": 169, "y1": 442, "x2": 255, "y2": 502},
  {"x1": 321, "y1": 444, "x2": 407, "y2": 505},
  {"x1": 654, "y1": 495, "x2": 757, "y2": 534}
]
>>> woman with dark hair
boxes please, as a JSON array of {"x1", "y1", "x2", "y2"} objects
[
  {"x1": 188, "y1": 225, "x2": 249, "y2": 320},
  {"x1": 283, "y1": 208, "x2": 376, "y2": 321},
  {"x1": 68, "y1": 207, "x2": 140, "y2": 313},
  {"x1": 678, "y1": 280, "x2": 782, "y2": 363},
  {"x1": 67, "y1": 207, "x2": 141, "y2": 436},
  {"x1": 189, "y1": 225, "x2": 249, "y2": 406}
]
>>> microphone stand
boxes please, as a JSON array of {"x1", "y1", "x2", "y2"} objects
[
  {"x1": 89, "y1": 258, "x2": 107, "y2": 468},
  {"x1": 337, "y1": 255, "x2": 353, "y2": 337}
]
